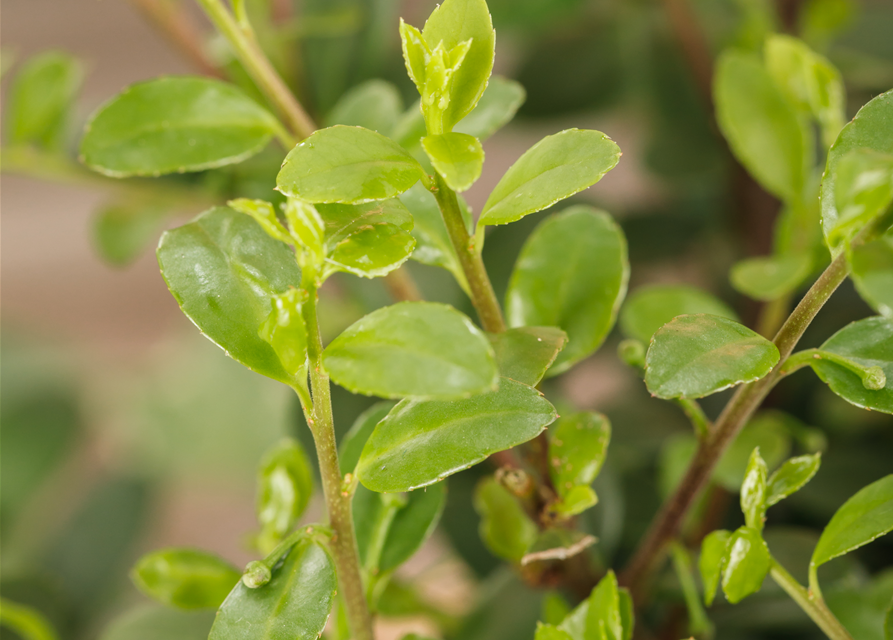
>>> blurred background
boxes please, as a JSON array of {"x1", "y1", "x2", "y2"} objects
[{"x1": 3, "y1": 0, "x2": 893, "y2": 639}]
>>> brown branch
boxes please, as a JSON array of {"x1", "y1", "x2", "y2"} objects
[{"x1": 131, "y1": 0, "x2": 225, "y2": 78}]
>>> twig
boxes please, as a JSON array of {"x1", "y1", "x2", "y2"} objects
[{"x1": 130, "y1": 0, "x2": 224, "y2": 78}]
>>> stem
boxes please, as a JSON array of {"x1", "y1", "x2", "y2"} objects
[
  {"x1": 195, "y1": 0, "x2": 315, "y2": 141},
  {"x1": 770, "y1": 559, "x2": 854, "y2": 640},
  {"x1": 300, "y1": 267, "x2": 374, "y2": 640},
  {"x1": 383, "y1": 268, "x2": 423, "y2": 302},
  {"x1": 674, "y1": 398, "x2": 711, "y2": 440},
  {"x1": 780, "y1": 348, "x2": 886, "y2": 390},
  {"x1": 756, "y1": 295, "x2": 791, "y2": 339},
  {"x1": 430, "y1": 173, "x2": 506, "y2": 334},
  {"x1": 619, "y1": 250, "x2": 850, "y2": 600}
]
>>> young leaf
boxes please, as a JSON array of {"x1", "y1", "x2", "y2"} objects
[
  {"x1": 209, "y1": 539, "x2": 336, "y2": 640},
  {"x1": 829, "y1": 149, "x2": 893, "y2": 249},
  {"x1": 258, "y1": 289, "x2": 308, "y2": 378},
  {"x1": 534, "y1": 624, "x2": 573, "y2": 640},
  {"x1": 229, "y1": 198, "x2": 291, "y2": 244},
  {"x1": 322, "y1": 302, "x2": 498, "y2": 400},
  {"x1": 100, "y1": 606, "x2": 215, "y2": 640},
  {"x1": 506, "y1": 206, "x2": 628, "y2": 374},
  {"x1": 92, "y1": 201, "x2": 170, "y2": 267},
  {"x1": 851, "y1": 231, "x2": 893, "y2": 319},
  {"x1": 586, "y1": 570, "x2": 624, "y2": 640},
  {"x1": 479, "y1": 130, "x2": 621, "y2": 226},
  {"x1": 722, "y1": 526, "x2": 771, "y2": 604},
  {"x1": 620, "y1": 284, "x2": 738, "y2": 344},
  {"x1": 730, "y1": 253, "x2": 813, "y2": 301},
  {"x1": 454, "y1": 76, "x2": 526, "y2": 140},
  {"x1": 256, "y1": 439, "x2": 313, "y2": 551},
  {"x1": 811, "y1": 474, "x2": 893, "y2": 569},
  {"x1": 552, "y1": 485, "x2": 598, "y2": 519},
  {"x1": 740, "y1": 448, "x2": 768, "y2": 531},
  {"x1": 7, "y1": 51, "x2": 83, "y2": 149},
  {"x1": 487, "y1": 326, "x2": 568, "y2": 386},
  {"x1": 131, "y1": 549, "x2": 240, "y2": 609},
  {"x1": 421, "y1": 132, "x2": 484, "y2": 192},
  {"x1": 283, "y1": 199, "x2": 325, "y2": 261},
  {"x1": 357, "y1": 377, "x2": 557, "y2": 492},
  {"x1": 324, "y1": 79, "x2": 403, "y2": 135},
  {"x1": 277, "y1": 126, "x2": 425, "y2": 204},
  {"x1": 811, "y1": 316, "x2": 893, "y2": 413},
  {"x1": 766, "y1": 453, "x2": 822, "y2": 506},
  {"x1": 339, "y1": 402, "x2": 394, "y2": 475},
  {"x1": 474, "y1": 477, "x2": 538, "y2": 562},
  {"x1": 157, "y1": 207, "x2": 302, "y2": 386},
  {"x1": 379, "y1": 482, "x2": 446, "y2": 572},
  {"x1": 81, "y1": 77, "x2": 279, "y2": 177},
  {"x1": 645, "y1": 315, "x2": 781, "y2": 399},
  {"x1": 548, "y1": 412, "x2": 611, "y2": 498},
  {"x1": 700, "y1": 529, "x2": 732, "y2": 606}
]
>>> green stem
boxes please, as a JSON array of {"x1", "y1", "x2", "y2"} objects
[
  {"x1": 674, "y1": 398, "x2": 711, "y2": 440},
  {"x1": 770, "y1": 559, "x2": 854, "y2": 640},
  {"x1": 669, "y1": 542, "x2": 712, "y2": 637},
  {"x1": 430, "y1": 172, "x2": 506, "y2": 333},
  {"x1": 0, "y1": 599, "x2": 58, "y2": 640},
  {"x1": 780, "y1": 348, "x2": 886, "y2": 390}
]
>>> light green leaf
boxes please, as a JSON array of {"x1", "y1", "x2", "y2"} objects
[
  {"x1": 422, "y1": 132, "x2": 484, "y2": 192},
  {"x1": 277, "y1": 126, "x2": 425, "y2": 204},
  {"x1": 829, "y1": 149, "x2": 893, "y2": 249},
  {"x1": 131, "y1": 549, "x2": 240, "y2": 610},
  {"x1": 487, "y1": 326, "x2": 568, "y2": 386},
  {"x1": 324, "y1": 79, "x2": 403, "y2": 134},
  {"x1": 157, "y1": 207, "x2": 302, "y2": 385},
  {"x1": 812, "y1": 474, "x2": 893, "y2": 568},
  {"x1": 620, "y1": 284, "x2": 738, "y2": 344},
  {"x1": 730, "y1": 253, "x2": 813, "y2": 301},
  {"x1": 851, "y1": 231, "x2": 893, "y2": 318},
  {"x1": 92, "y1": 201, "x2": 169, "y2": 267},
  {"x1": 479, "y1": 130, "x2": 621, "y2": 226},
  {"x1": 474, "y1": 477, "x2": 538, "y2": 562},
  {"x1": 740, "y1": 448, "x2": 768, "y2": 531},
  {"x1": 283, "y1": 199, "x2": 325, "y2": 261},
  {"x1": 548, "y1": 412, "x2": 610, "y2": 499},
  {"x1": 339, "y1": 402, "x2": 394, "y2": 475},
  {"x1": 81, "y1": 77, "x2": 278, "y2": 177},
  {"x1": 714, "y1": 50, "x2": 809, "y2": 203},
  {"x1": 255, "y1": 439, "x2": 313, "y2": 552},
  {"x1": 7, "y1": 51, "x2": 83, "y2": 150},
  {"x1": 209, "y1": 539, "x2": 336, "y2": 640},
  {"x1": 455, "y1": 76, "x2": 526, "y2": 141},
  {"x1": 541, "y1": 592, "x2": 572, "y2": 626},
  {"x1": 586, "y1": 570, "x2": 623, "y2": 640},
  {"x1": 399, "y1": 20, "x2": 429, "y2": 95},
  {"x1": 722, "y1": 526, "x2": 770, "y2": 604},
  {"x1": 767, "y1": 453, "x2": 822, "y2": 506},
  {"x1": 645, "y1": 314, "x2": 781, "y2": 399},
  {"x1": 100, "y1": 606, "x2": 214, "y2": 640},
  {"x1": 322, "y1": 302, "x2": 498, "y2": 400},
  {"x1": 357, "y1": 377, "x2": 557, "y2": 492},
  {"x1": 812, "y1": 316, "x2": 893, "y2": 413},
  {"x1": 558, "y1": 599, "x2": 589, "y2": 640},
  {"x1": 700, "y1": 529, "x2": 732, "y2": 607},
  {"x1": 618, "y1": 588, "x2": 634, "y2": 640},
  {"x1": 229, "y1": 198, "x2": 291, "y2": 244},
  {"x1": 507, "y1": 206, "x2": 628, "y2": 374},
  {"x1": 535, "y1": 624, "x2": 573, "y2": 640},
  {"x1": 258, "y1": 289, "x2": 308, "y2": 378},
  {"x1": 551, "y1": 485, "x2": 598, "y2": 519},
  {"x1": 886, "y1": 599, "x2": 892, "y2": 640}
]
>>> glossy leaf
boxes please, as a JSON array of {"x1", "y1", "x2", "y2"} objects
[
  {"x1": 730, "y1": 253, "x2": 813, "y2": 301},
  {"x1": 586, "y1": 570, "x2": 623, "y2": 640},
  {"x1": 131, "y1": 549, "x2": 240, "y2": 609},
  {"x1": 277, "y1": 126, "x2": 425, "y2": 204},
  {"x1": 323, "y1": 302, "x2": 498, "y2": 400},
  {"x1": 422, "y1": 132, "x2": 484, "y2": 192},
  {"x1": 157, "y1": 207, "x2": 302, "y2": 385},
  {"x1": 324, "y1": 79, "x2": 403, "y2": 134},
  {"x1": 645, "y1": 314, "x2": 780, "y2": 399},
  {"x1": 700, "y1": 529, "x2": 732, "y2": 607},
  {"x1": 740, "y1": 448, "x2": 768, "y2": 531},
  {"x1": 283, "y1": 199, "x2": 325, "y2": 261},
  {"x1": 256, "y1": 439, "x2": 313, "y2": 550},
  {"x1": 535, "y1": 624, "x2": 573, "y2": 640},
  {"x1": 487, "y1": 326, "x2": 568, "y2": 386},
  {"x1": 714, "y1": 50, "x2": 808, "y2": 203},
  {"x1": 722, "y1": 526, "x2": 771, "y2": 604},
  {"x1": 339, "y1": 402, "x2": 394, "y2": 475},
  {"x1": 357, "y1": 377, "x2": 557, "y2": 492},
  {"x1": 851, "y1": 232, "x2": 893, "y2": 318},
  {"x1": 92, "y1": 201, "x2": 169, "y2": 267},
  {"x1": 507, "y1": 206, "x2": 628, "y2": 374},
  {"x1": 829, "y1": 149, "x2": 893, "y2": 249},
  {"x1": 258, "y1": 289, "x2": 308, "y2": 378},
  {"x1": 548, "y1": 412, "x2": 611, "y2": 498},
  {"x1": 100, "y1": 606, "x2": 215, "y2": 640},
  {"x1": 455, "y1": 76, "x2": 526, "y2": 140},
  {"x1": 767, "y1": 453, "x2": 822, "y2": 506},
  {"x1": 552, "y1": 485, "x2": 599, "y2": 519},
  {"x1": 812, "y1": 474, "x2": 893, "y2": 568},
  {"x1": 209, "y1": 539, "x2": 335, "y2": 640},
  {"x1": 474, "y1": 477, "x2": 538, "y2": 562},
  {"x1": 228, "y1": 198, "x2": 291, "y2": 244},
  {"x1": 81, "y1": 77, "x2": 278, "y2": 177},
  {"x1": 479, "y1": 130, "x2": 621, "y2": 226},
  {"x1": 812, "y1": 317, "x2": 893, "y2": 413},
  {"x1": 620, "y1": 284, "x2": 738, "y2": 344}
]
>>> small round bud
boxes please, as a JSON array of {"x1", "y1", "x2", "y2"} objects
[
  {"x1": 242, "y1": 561, "x2": 271, "y2": 588},
  {"x1": 618, "y1": 339, "x2": 646, "y2": 369},
  {"x1": 862, "y1": 366, "x2": 886, "y2": 391}
]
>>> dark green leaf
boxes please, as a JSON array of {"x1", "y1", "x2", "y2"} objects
[
  {"x1": 100, "y1": 606, "x2": 215, "y2": 640},
  {"x1": 422, "y1": 132, "x2": 484, "y2": 192},
  {"x1": 339, "y1": 402, "x2": 394, "y2": 475},
  {"x1": 730, "y1": 253, "x2": 813, "y2": 301},
  {"x1": 455, "y1": 76, "x2": 526, "y2": 140},
  {"x1": 700, "y1": 529, "x2": 732, "y2": 607},
  {"x1": 722, "y1": 526, "x2": 770, "y2": 604},
  {"x1": 474, "y1": 477, "x2": 538, "y2": 562},
  {"x1": 379, "y1": 482, "x2": 446, "y2": 572},
  {"x1": 767, "y1": 453, "x2": 822, "y2": 506},
  {"x1": 131, "y1": 549, "x2": 240, "y2": 609},
  {"x1": 740, "y1": 448, "x2": 768, "y2": 531},
  {"x1": 586, "y1": 570, "x2": 623, "y2": 640},
  {"x1": 81, "y1": 77, "x2": 278, "y2": 177},
  {"x1": 548, "y1": 412, "x2": 610, "y2": 498},
  {"x1": 157, "y1": 207, "x2": 302, "y2": 385},
  {"x1": 645, "y1": 315, "x2": 780, "y2": 399},
  {"x1": 256, "y1": 439, "x2": 313, "y2": 551},
  {"x1": 357, "y1": 377, "x2": 557, "y2": 492},
  {"x1": 93, "y1": 202, "x2": 170, "y2": 267},
  {"x1": 620, "y1": 284, "x2": 738, "y2": 344},
  {"x1": 479, "y1": 130, "x2": 621, "y2": 226},
  {"x1": 506, "y1": 206, "x2": 628, "y2": 374},
  {"x1": 487, "y1": 326, "x2": 568, "y2": 386},
  {"x1": 851, "y1": 231, "x2": 893, "y2": 319},
  {"x1": 324, "y1": 80, "x2": 403, "y2": 134}
]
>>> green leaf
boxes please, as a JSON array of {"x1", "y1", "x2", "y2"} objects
[
  {"x1": 100, "y1": 606, "x2": 214, "y2": 640},
  {"x1": 535, "y1": 624, "x2": 574, "y2": 640},
  {"x1": 740, "y1": 448, "x2": 768, "y2": 531},
  {"x1": 276, "y1": 126, "x2": 425, "y2": 204},
  {"x1": 721, "y1": 526, "x2": 771, "y2": 604},
  {"x1": 730, "y1": 253, "x2": 813, "y2": 301},
  {"x1": 548, "y1": 412, "x2": 610, "y2": 498},
  {"x1": 229, "y1": 198, "x2": 291, "y2": 244},
  {"x1": 645, "y1": 314, "x2": 781, "y2": 399},
  {"x1": 886, "y1": 599, "x2": 892, "y2": 640},
  {"x1": 283, "y1": 199, "x2": 325, "y2": 261},
  {"x1": 379, "y1": 482, "x2": 446, "y2": 572},
  {"x1": 7, "y1": 51, "x2": 83, "y2": 150},
  {"x1": 479, "y1": 130, "x2": 621, "y2": 226},
  {"x1": 324, "y1": 79, "x2": 403, "y2": 134},
  {"x1": 507, "y1": 206, "x2": 628, "y2": 374},
  {"x1": 541, "y1": 592, "x2": 572, "y2": 626},
  {"x1": 421, "y1": 0, "x2": 495, "y2": 132},
  {"x1": 766, "y1": 453, "x2": 821, "y2": 506},
  {"x1": 829, "y1": 149, "x2": 893, "y2": 249},
  {"x1": 474, "y1": 477, "x2": 538, "y2": 562},
  {"x1": 422, "y1": 132, "x2": 484, "y2": 192},
  {"x1": 157, "y1": 207, "x2": 302, "y2": 385},
  {"x1": 700, "y1": 529, "x2": 732, "y2": 607},
  {"x1": 822, "y1": 90, "x2": 893, "y2": 251},
  {"x1": 586, "y1": 570, "x2": 623, "y2": 640},
  {"x1": 258, "y1": 289, "x2": 308, "y2": 379},
  {"x1": 851, "y1": 231, "x2": 893, "y2": 318},
  {"x1": 714, "y1": 50, "x2": 809, "y2": 203},
  {"x1": 357, "y1": 377, "x2": 557, "y2": 492},
  {"x1": 255, "y1": 439, "x2": 313, "y2": 552},
  {"x1": 92, "y1": 201, "x2": 169, "y2": 267},
  {"x1": 131, "y1": 549, "x2": 240, "y2": 609},
  {"x1": 209, "y1": 539, "x2": 335, "y2": 640},
  {"x1": 81, "y1": 77, "x2": 278, "y2": 178},
  {"x1": 551, "y1": 485, "x2": 598, "y2": 519},
  {"x1": 455, "y1": 76, "x2": 526, "y2": 141},
  {"x1": 558, "y1": 599, "x2": 589, "y2": 640},
  {"x1": 487, "y1": 326, "x2": 568, "y2": 386},
  {"x1": 323, "y1": 302, "x2": 498, "y2": 400},
  {"x1": 339, "y1": 402, "x2": 394, "y2": 475},
  {"x1": 618, "y1": 588, "x2": 634, "y2": 640},
  {"x1": 812, "y1": 474, "x2": 893, "y2": 569},
  {"x1": 620, "y1": 284, "x2": 738, "y2": 344},
  {"x1": 812, "y1": 316, "x2": 893, "y2": 413}
]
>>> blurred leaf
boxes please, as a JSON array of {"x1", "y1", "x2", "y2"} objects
[
  {"x1": 829, "y1": 149, "x2": 893, "y2": 250},
  {"x1": 474, "y1": 477, "x2": 538, "y2": 562},
  {"x1": 851, "y1": 231, "x2": 893, "y2": 318},
  {"x1": 548, "y1": 412, "x2": 610, "y2": 499},
  {"x1": 586, "y1": 570, "x2": 623, "y2": 640},
  {"x1": 454, "y1": 571, "x2": 542, "y2": 640},
  {"x1": 379, "y1": 482, "x2": 446, "y2": 572},
  {"x1": 766, "y1": 453, "x2": 822, "y2": 507},
  {"x1": 454, "y1": 76, "x2": 525, "y2": 140},
  {"x1": 620, "y1": 284, "x2": 738, "y2": 344},
  {"x1": 541, "y1": 592, "x2": 571, "y2": 626},
  {"x1": 92, "y1": 202, "x2": 170, "y2": 267},
  {"x1": 339, "y1": 402, "x2": 394, "y2": 475},
  {"x1": 131, "y1": 549, "x2": 240, "y2": 610},
  {"x1": 100, "y1": 606, "x2": 214, "y2": 640},
  {"x1": 730, "y1": 253, "x2": 813, "y2": 301},
  {"x1": 422, "y1": 133, "x2": 483, "y2": 192},
  {"x1": 722, "y1": 526, "x2": 770, "y2": 604},
  {"x1": 256, "y1": 439, "x2": 313, "y2": 551},
  {"x1": 825, "y1": 570, "x2": 893, "y2": 640},
  {"x1": 800, "y1": 0, "x2": 856, "y2": 50},
  {"x1": 700, "y1": 529, "x2": 732, "y2": 607},
  {"x1": 487, "y1": 326, "x2": 567, "y2": 386},
  {"x1": 670, "y1": 543, "x2": 712, "y2": 638},
  {"x1": 324, "y1": 80, "x2": 403, "y2": 134},
  {"x1": 0, "y1": 598, "x2": 59, "y2": 640},
  {"x1": 535, "y1": 624, "x2": 573, "y2": 640}
]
